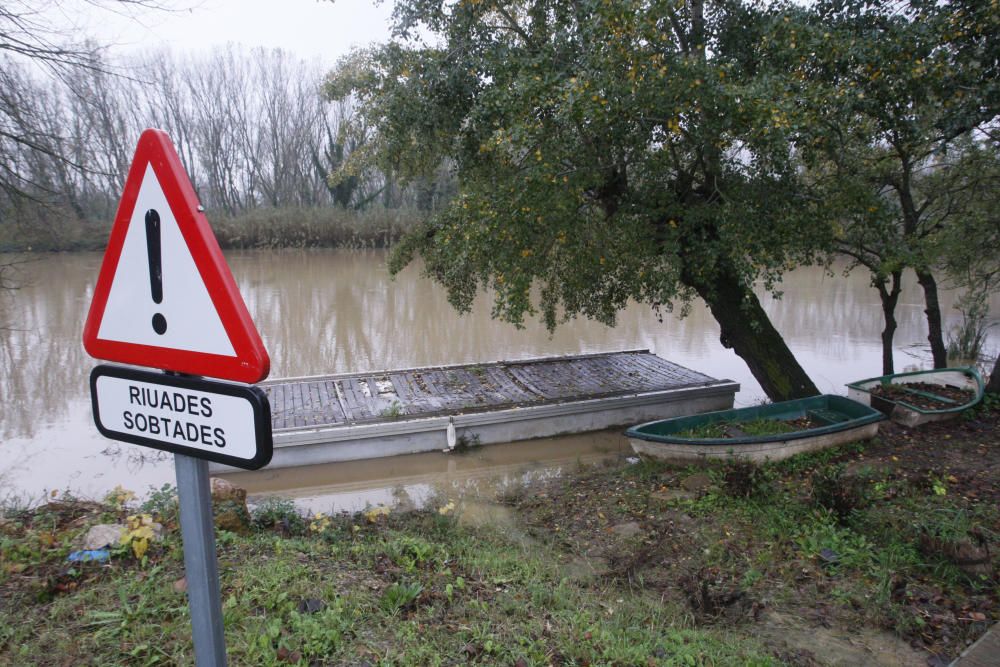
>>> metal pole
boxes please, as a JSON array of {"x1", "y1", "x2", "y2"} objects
[{"x1": 175, "y1": 453, "x2": 227, "y2": 667}]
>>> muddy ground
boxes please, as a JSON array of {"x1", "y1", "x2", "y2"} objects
[{"x1": 506, "y1": 407, "x2": 1000, "y2": 666}]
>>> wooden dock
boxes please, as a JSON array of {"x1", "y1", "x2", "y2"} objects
[{"x1": 210, "y1": 350, "x2": 739, "y2": 471}]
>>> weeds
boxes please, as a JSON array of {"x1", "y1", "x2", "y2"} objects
[
  {"x1": 250, "y1": 497, "x2": 306, "y2": 535},
  {"x1": 140, "y1": 483, "x2": 178, "y2": 523},
  {"x1": 212, "y1": 206, "x2": 424, "y2": 250},
  {"x1": 379, "y1": 400, "x2": 404, "y2": 419},
  {"x1": 947, "y1": 290, "x2": 994, "y2": 365},
  {"x1": 810, "y1": 463, "x2": 870, "y2": 523},
  {"x1": 379, "y1": 581, "x2": 424, "y2": 614},
  {"x1": 720, "y1": 457, "x2": 775, "y2": 499},
  {"x1": 2, "y1": 427, "x2": 996, "y2": 665}
]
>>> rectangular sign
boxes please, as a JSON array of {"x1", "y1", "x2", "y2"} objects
[{"x1": 90, "y1": 364, "x2": 272, "y2": 470}]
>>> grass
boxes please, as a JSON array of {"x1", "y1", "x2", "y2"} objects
[
  {"x1": 3, "y1": 414, "x2": 997, "y2": 664},
  {"x1": 657, "y1": 454, "x2": 995, "y2": 645},
  {"x1": 0, "y1": 494, "x2": 778, "y2": 666},
  {"x1": 672, "y1": 418, "x2": 799, "y2": 440}
]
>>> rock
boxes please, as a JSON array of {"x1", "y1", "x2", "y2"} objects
[
  {"x1": 82, "y1": 524, "x2": 126, "y2": 550},
  {"x1": 297, "y1": 598, "x2": 326, "y2": 614},
  {"x1": 173, "y1": 577, "x2": 187, "y2": 593},
  {"x1": 214, "y1": 507, "x2": 251, "y2": 535},
  {"x1": 210, "y1": 478, "x2": 250, "y2": 534},
  {"x1": 210, "y1": 478, "x2": 247, "y2": 504},
  {"x1": 610, "y1": 522, "x2": 643, "y2": 539},
  {"x1": 681, "y1": 473, "x2": 714, "y2": 493},
  {"x1": 919, "y1": 533, "x2": 993, "y2": 577}
]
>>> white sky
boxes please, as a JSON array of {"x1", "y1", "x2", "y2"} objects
[{"x1": 60, "y1": 0, "x2": 394, "y2": 65}]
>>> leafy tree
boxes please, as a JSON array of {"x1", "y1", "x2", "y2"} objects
[
  {"x1": 328, "y1": 0, "x2": 833, "y2": 401},
  {"x1": 930, "y1": 134, "x2": 1000, "y2": 392},
  {"x1": 799, "y1": 0, "x2": 1000, "y2": 373}
]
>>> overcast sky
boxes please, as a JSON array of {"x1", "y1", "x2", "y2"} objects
[{"x1": 64, "y1": 0, "x2": 394, "y2": 65}]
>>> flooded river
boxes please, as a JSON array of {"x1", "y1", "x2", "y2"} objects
[{"x1": 0, "y1": 249, "x2": 994, "y2": 511}]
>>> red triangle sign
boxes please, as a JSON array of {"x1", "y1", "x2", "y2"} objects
[{"x1": 83, "y1": 129, "x2": 270, "y2": 384}]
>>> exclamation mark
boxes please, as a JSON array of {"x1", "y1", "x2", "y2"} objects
[{"x1": 145, "y1": 209, "x2": 167, "y2": 335}]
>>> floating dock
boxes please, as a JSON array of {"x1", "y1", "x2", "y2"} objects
[{"x1": 209, "y1": 350, "x2": 738, "y2": 471}]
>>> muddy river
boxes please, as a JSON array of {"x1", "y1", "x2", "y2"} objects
[{"x1": 0, "y1": 249, "x2": 994, "y2": 512}]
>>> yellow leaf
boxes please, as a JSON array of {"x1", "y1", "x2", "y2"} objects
[
  {"x1": 132, "y1": 537, "x2": 149, "y2": 560},
  {"x1": 364, "y1": 506, "x2": 390, "y2": 523}
]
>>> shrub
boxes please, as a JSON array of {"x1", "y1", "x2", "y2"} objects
[
  {"x1": 251, "y1": 497, "x2": 306, "y2": 535},
  {"x1": 720, "y1": 457, "x2": 774, "y2": 500},
  {"x1": 810, "y1": 464, "x2": 869, "y2": 523}
]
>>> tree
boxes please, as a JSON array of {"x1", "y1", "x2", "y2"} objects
[
  {"x1": 329, "y1": 0, "x2": 832, "y2": 401},
  {"x1": 800, "y1": 0, "x2": 1000, "y2": 373},
  {"x1": 931, "y1": 133, "x2": 1000, "y2": 393},
  {"x1": 0, "y1": 1, "x2": 173, "y2": 205}
]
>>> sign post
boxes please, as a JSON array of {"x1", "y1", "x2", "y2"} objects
[
  {"x1": 175, "y1": 454, "x2": 227, "y2": 666},
  {"x1": 83, "y1": 128, "x2": 273, "y2": 666}
]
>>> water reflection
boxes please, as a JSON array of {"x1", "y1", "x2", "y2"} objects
[
  {"x1": 221, "y1": 429, "x2": 628, "y2": 515},
  {"x1": 0, "y1": 249, "x2": 995, "y2": 503}
]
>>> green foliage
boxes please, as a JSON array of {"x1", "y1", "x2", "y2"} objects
[
  {"x1": 720, "y1": 457, "x2": 775, "y2": 500},
  {"x1": 251, "y1": 497, "x2": 307, "y2": 534},
  {"x1": 796, "y1": 0, "x2": 1000, "y2": 370},
  {"x1": 384, "y1": 535, "x2": 444, "y2": 572},
  {"x1": 810, "y1": 464, "x2": 870, "y2": 523},
  {"x1": 379, "y1": 400, "x2": 404, "y2": 419},
  {"x1": 140, "y1": 484, "x2": 178, "y2": 523},
  {"x1": 328, "y1": 0, "x2": 847, "y2": 399},
  {"x1": 288, "y1": 603, "x2": 353, "y2": 659},
  {"x1": 379, "y1": 581, "x2": 424, "y2": 614},
  {"x1": 795, "y1": 517, "x2": 874, "y2": 572}
]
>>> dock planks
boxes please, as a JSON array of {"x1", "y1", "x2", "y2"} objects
[{"x1": 263, "y1": 350, "x2": 719, "y2": 432}]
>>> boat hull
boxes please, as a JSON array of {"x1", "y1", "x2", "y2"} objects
[
  {"x1": 629, "y1": 421, "x2": 880, "y2": 463},
  {"x1": 626, "y1": 394, "x2": 884, "y2": 463},
  {"x1": 846, "y1": 368, "x2": 984, "y2": 427}
]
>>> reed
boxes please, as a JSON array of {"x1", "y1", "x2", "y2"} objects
[{"x1": 0, "y1": 206, "x2": 426, "y2": 252}]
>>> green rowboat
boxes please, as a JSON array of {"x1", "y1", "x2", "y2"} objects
[{"x1": 626, "y1": 394, "x2": 884, "y2": 463}]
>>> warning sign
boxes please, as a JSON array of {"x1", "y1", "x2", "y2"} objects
[{"x1": 83, "y1": 129, "x2": 269, "y2": 384}]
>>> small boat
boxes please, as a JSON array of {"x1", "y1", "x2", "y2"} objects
[
  {"x1": 626, "y1": 394, "x2": 884, "y2": 463},
  {"x1": 846, "y1": 367, "x2": 984, "y2": 427}
]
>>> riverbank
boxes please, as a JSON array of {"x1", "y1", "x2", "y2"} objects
[
  {"x1": 0, "y1": 206, "x2": 424, "y2": 252},
  {"x1": 2, "y1": 401, "x2": 997, "y2": 665}
]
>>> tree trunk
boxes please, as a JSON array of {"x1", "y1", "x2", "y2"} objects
[
  {"x1": 915, "y1": 268, "x2": 948, "y2": 368},
  {"x1": 987, "y1": 355, "x2": 1000, "y2": 395},
  {"x1": 688, "y1": 263, "x2": 819, "y2": 402},
  {"x1": 875, "y1": 270, "x2": 903, "y2": 375}
]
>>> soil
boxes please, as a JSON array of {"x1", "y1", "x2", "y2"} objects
[
  {"x1": 507, "y1": 406, "x2": 1000, "y2": 666},
  {"x1": 870, "y1": 383, "x2": 976, "y2": 411}
]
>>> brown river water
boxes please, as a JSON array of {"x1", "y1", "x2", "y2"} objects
[{"x1": 0, "y1": 249, "x2": 995, "y2": 512}]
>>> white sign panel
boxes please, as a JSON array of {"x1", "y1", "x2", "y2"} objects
[{"x1": 90, "y1": 365, "x2": 272, "y2": 470}]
